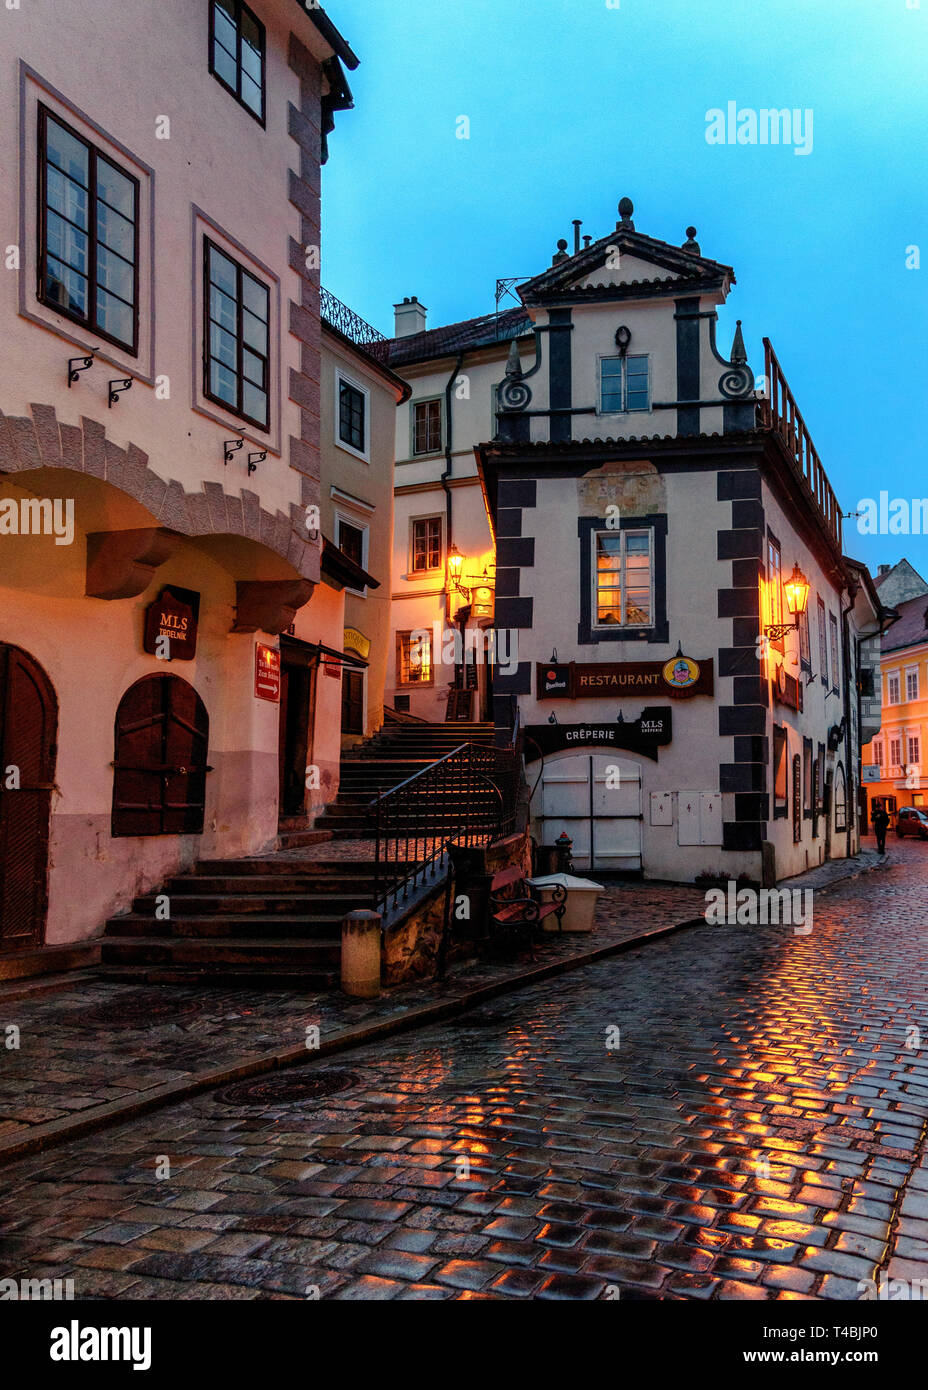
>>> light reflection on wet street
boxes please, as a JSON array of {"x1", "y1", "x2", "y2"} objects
[{"x1": 1, "y1": 840, "x2": 927, "y2": 1299}]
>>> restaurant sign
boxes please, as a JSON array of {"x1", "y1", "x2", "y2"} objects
[
  {"x1": 525, "y1": 707, "x2": 672, "y2": 762},
  {"x1": 536, "y1": 654, "x2": 713, "y2": 700},
  {"x1": 143, "y1": 586, "x2": 199, "y2": 661}
]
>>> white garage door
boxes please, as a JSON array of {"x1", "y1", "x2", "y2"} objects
[{"x1": 534, "y1": 753, "x2": 642, "y2": 872}]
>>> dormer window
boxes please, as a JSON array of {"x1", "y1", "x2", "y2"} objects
[{"x1": 600, "y1": 354, "x2": 649, "y2": 413}]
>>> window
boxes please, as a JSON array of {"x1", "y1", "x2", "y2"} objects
[
  {"x1": 834, "y1": 764, "x2": 847, "y2": 832},
  {"x1": 829, "y1": 612, "x2": 840, "y2": 690},
  {"x1": 887, "y1": 671, "x2": 901, "y2": 705},
  {"x1": 413, "y1": 399, "x2": 442, "y2": 455},
  {"x1": 397, "y1": 630, "x2": 432, "y2": 686},
  {"x1": 411, "y1": 517, "x2": 442, "y2": 574},
  {"x1": 337, "y1": 375, "x2": 368, "y2": 457},
  {"x1": 871, "y1": 737, "x2": 884, "y2": 770},
  {"x1": 600, "y1": 355, "x2": 649, "y2": 413},
  {"x1": 906, "y1": 666, "x2": 920, "y2": 702},
  {"x1": 817, "y1": 595, "x2": 828, "y2": 684},
  {"x1": 890, "y1": 735, "x2": 902, "y2": 769},
  {"x1": 594, "y1": 529, "x2": 653, "y2": 627},
  {"x1": 112, "y1": 676, "x2": 209, "y2": 836},
  {"x1": 908, "y1": 733, "x2": 921, "y2": 766},
  {"x1": 338, "y1": 519, "x2": 364, "y2": 568},
  {"x1": 38, "y1": 106, "x2": 139, "y2": 353},
  {"x1": 773, "y1": 725, "x2": 788, "y2": 818},
  {"x1": 767, "y1": 537, "x2": 783, "y2": 647},
  {"x1": 803, "y1": 736, "x2": 813, "y2": 817},
  {"x1": 210, "y1": 0, "x2": 265, "y2": 123},
  {"x1": 204, "y1": 238, "x2": 270, "y2": 429}
]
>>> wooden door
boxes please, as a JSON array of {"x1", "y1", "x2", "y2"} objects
[
  {"x1": 112, "y1": 675, "x2": 209, "y2": 836},
  {"x1": 0, "y1": 645, "x2": 57, "y2": 948},
  {"x1": 341, "y1": 670, "x2": 364, "y2": 735}
]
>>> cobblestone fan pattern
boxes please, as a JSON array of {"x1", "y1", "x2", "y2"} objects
[
  {"x1": 0, "y1": 879, "x2": 704, "y2": 1141},
  {"x1": 0, "y1": 843, "x2": 920, "y2": 1301}
]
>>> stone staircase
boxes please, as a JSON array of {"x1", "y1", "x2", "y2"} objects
[
  {"x1": 98, "y1": 719, "x2": 497, "y2": 987},
  {"x1": 315, "y1": 720, "x2": 496, "y2": 838},
  {"x1": 99, "y1": 858, "x2": 378, "y2": 987}
]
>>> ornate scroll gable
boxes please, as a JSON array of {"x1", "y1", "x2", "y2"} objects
[{"x1": 0, "y1": 404, "x2": 317, "y2": 583}]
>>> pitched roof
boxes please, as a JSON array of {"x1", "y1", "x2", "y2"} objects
[
  {"x1": 386, "y1": 305, "x2": 532, "y2": 369},
  {"x1": 882, "y1": 593, "x2": 928, "y2": 653}
]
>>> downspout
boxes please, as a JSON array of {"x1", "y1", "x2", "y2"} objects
[
  {"x1": 442, "y1": 350, "x2": 466, "y2": 624},
  {"x1": 840, "y1": 595, "x2": 854, "y2": 859}
]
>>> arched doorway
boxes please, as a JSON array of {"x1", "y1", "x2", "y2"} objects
[
  {"x1": 0, "y1": 645, "x2": 58, "y2": 948},
  {"x1": 112, "y1": 675, "x2": 209, "y2": 836}
]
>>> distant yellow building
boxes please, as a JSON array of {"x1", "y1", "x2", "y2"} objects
[{"x1": 863, "y1": 571, "x2": 928, "y2": 826}]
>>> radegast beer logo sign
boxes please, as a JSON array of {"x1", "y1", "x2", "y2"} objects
[{"x1": 537, "y1": 652, "x2": 713, "y2": 701}]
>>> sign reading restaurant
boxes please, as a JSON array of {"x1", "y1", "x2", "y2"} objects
[{"x1": 536, "y1": 654, "x2": 713, "y2": 700}]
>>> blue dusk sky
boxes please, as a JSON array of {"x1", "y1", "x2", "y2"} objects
[{"x1": 321, "y1": 0, "x2": 928, "y2": 582}]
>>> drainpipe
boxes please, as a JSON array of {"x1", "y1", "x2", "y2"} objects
[
  {"x1": 840, "y1": 595, "x2": 854, "y2": 859},
  {"x1": 442, "y1": 350, "x2": 466, "y2": 627}
]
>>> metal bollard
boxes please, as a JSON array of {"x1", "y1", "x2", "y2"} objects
[{"x1": 341, "y1": 909, "x2": 382, "y2": 998}]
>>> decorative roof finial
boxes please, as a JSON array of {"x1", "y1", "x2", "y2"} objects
[
  {"x1": 505, "y1": 337, "x2": 523, "y2": 379},
  {"x1": 682, "y1": 226, "x2": 701, "y2": 256},
  {"x1": 730, "y1": 318, "x2": 747, "y2": 364},
  {"x1": 552, "y1": 237, "x2": 569, "y2": 265},
  {"x1": 617, "y1": 196, "x2": 635, "y2": 230}
]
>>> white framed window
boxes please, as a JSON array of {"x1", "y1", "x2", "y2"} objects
[
  {"x1": 335, "y1": 370, "x2": 370, "y2": 461},
  {"x1": 887, "y1": 671, "x2": 901, "y2": 706},
  {"x1": 908, "y1": 732, "x2": 921, "y2": 766},
  {"x1": 396, "y1": 629, "x2": 433, "y2": 686},
  {"x1": 906, "y1": 666, "x2": 920, "y2": 702},
  {"x1": 829, "y1": 612, "x2": 840, "y2": 691},
  {"x1": 871, "y1": 737, "x2": 884, "y2": 770},
  {"x1": 592, "y1": 528, "x2": 653, "y2": 628},
  {"x1": 817, "y1": 595, "x2": 828, "y2": 682},
  {"x1": 412, "y1": 398, "x2": 443, "y2": 455},
  {"x1": 409, "y1": 515, "x2": 443, "y2": 574},
  {"x1": 599, "y1": 355, "x2": 650, "y2": 413},
  {"x1": 890, "y1": 735, "x2": 902, "y2": 768}
]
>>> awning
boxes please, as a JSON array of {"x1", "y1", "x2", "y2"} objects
[
  {"x1": 320, "y1": 536, "x2": 380, "y2": 592},
  {"x1": 280, "y1": 634, "x2": 367, "y2": 669}
]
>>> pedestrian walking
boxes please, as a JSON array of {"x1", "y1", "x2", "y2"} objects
[{"x1": 872, "y1": 804, "x2": 890, "y2": 854}]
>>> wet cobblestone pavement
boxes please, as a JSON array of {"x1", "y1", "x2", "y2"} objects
[
  {"x1": 0, "y1": 841, "x2": 920, "y2": 1301},
  {"x1": 0, "y1": 878, "x2": 703, "y2": 1144}
]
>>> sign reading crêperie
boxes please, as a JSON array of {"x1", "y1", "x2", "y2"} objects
[
  {"x1": 143, "y1": 586, "x2": 199, "y2": 661},
  {"x1": 255, "y1": 643, "x2": 281, "y2": 702},
  {"x1": 536, "y1": 655, "x2": 713, "y2": 700},
  {"x1": 526, "y1": 707, "x2": 673, "y2": 762}
]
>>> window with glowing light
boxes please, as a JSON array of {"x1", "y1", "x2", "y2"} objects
[
  {"x1": 594, "y1": 529, "x2": 652, "y2": 628},
  {"x1": 397, "y1": 630, "x2": 433, "y2": 686}
]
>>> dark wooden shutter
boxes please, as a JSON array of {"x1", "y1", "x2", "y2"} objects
[
  {"x1": 341, "y1": 670, "x2": 363, "y2": 735},
  {"x1": 0, "y1": 646, "x2": 58, "y2": 945},
  {"x1": 112, "y1": 675, "x2": 208, "y2": 837}
]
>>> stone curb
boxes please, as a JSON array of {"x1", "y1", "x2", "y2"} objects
[{"x1": 0, "y1": 914, "x2": 705, "y2": 1167}]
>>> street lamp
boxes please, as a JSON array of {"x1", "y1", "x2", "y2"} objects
[
  {"x1": 447, "y1": 544, "x2": 467, "y2": 595},
  {"x1": 766, "y1": 563, "x2": 810, "y2": 642}
]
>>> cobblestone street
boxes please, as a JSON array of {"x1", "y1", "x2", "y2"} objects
[{"x1": 0, "y1": 840, "x2": 925, "y2": 1301}]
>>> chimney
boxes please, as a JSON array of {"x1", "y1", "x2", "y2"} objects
[
  {"x1": 878, "y1": 564, "x2": 890, "y2": 576},
  {"x1": 393, "y1": 296, "x2": 427, "y2": 338}
]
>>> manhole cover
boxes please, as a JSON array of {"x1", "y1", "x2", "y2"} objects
[
  {"x1": 217, "y1": 1069, "x2": 360, "y2": 1107},
  {"x1": 456, "y1": 1009, "x2": 512, "y2": 1028},
  {"x1": 64, "y1": 990, "x2": 202, "y2": 1029}
]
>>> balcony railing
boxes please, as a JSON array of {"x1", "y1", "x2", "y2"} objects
[
  {"x1": 760, "y1": 339, "x2": 842, "y2": 550},
  {"x1": 321, "y1": 287, "x2": 390, "y2": 362}
]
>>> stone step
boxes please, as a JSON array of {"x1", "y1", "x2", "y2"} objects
[
  {"x1": 97, "y1": 962, "x2": 340, "y2": 988},
  {"x1": 192, "y1": 858, "x2": 378, "y2": 877},
  {"x1": 132, "y1": 892, "x2": 374, "y2": 917},
  {"x1": 276, "y1": 830, "x2": 335, "y2": 849},
  {"x1": 169, "y1": 873, "x2": 377, "y2": 895},
  {"x1": 101, "y1": 936, "x2": 342, "y2": 967},
  {"x1": 104, "y1": 914, "x2": 347, "y2": 940}
]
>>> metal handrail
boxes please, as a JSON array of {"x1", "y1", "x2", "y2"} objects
[{"x1": 367, "y1": 738, "x2": 522, "y2": 917}]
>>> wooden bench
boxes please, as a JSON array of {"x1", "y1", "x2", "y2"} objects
[{"x1": 488, "y1": 866, "x2": 566, "y2": 959}]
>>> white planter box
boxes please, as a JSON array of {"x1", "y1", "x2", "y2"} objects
[{"x1": 527, "y1": 873, "x2": 604, "y2": 933}]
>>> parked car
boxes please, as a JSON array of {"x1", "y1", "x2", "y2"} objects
[{"x1": 895, "y1": 807, "x2": 928, "y2": 839}]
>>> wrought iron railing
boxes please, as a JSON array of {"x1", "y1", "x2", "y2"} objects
[
  {"x1": 320, "y1": 287, "x2": 390, "y2": 361},
  {"x1": 368, "y1": 734, "x2": 524, "y2": 920},
  {"x1": 761, "y1": 338, "x2": 842, "y2": 550}
]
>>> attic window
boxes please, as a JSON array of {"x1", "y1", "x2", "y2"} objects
[{"x1": 601, "y1": 355, "x2": 649, "y2": 413}]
